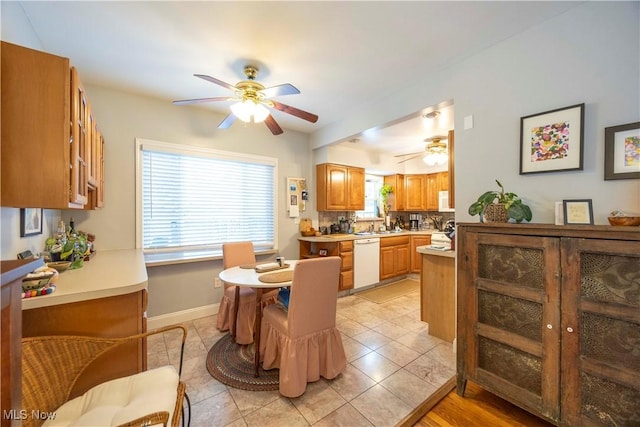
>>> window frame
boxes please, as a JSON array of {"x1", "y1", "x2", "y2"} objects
[{"x1": 135, "y1": 138, "x2": 279, "y2": 265}]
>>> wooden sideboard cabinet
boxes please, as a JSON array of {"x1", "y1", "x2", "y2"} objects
[
  {"x1": 1, "y1": 258, "x2": 44, "y2": 427},
  {"x1": 457, "y1": 223, "x2": 640, "y2": 426}
]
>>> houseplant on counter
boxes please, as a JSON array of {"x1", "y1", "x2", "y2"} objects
[
  {"x1": 468, "y1": 179, "x2": 532, "y2": 223},
  {"x1": 379, "y1": 183, "x2": 393, "y2": 227}
]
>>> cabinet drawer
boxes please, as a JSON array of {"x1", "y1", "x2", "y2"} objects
[
  {"x1": 339, "y1": 240, "x2": 353, "y2": 252},
  {"x1": 380, "y1": 235, "x2": 410, "y2": 247},
  {"x1": 340, "y1": 251, "x2": 353, "y2": 270},
  {"x1": 340, "y1": 270, "x2": 353, "y2": 290}
]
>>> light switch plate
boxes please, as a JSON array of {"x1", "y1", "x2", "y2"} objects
[{"x1": 464, "y1": 115, "x2": 474, "y2": 130}]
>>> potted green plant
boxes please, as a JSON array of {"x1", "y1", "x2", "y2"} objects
[
  {"x1": 468, "y1": 179, "x2": 532, "y2": 223},
  {"x1": 379, "y1": 184, "x2": 393, "y2": 215}
]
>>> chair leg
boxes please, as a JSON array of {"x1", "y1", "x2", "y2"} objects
[{"x1": 182, "y1": 392, "x2": 191, "y2": 427}]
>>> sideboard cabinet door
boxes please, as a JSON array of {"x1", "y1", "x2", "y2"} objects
[
  {"x1": 457, "y1": 231, "x2": 561, "y2": 422},
  {"x1": 561, "y1": 238, "x2": 640, "y2": 426}
]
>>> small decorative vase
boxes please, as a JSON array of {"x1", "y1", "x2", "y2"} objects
[{"x1": 483, "y1": 203, "x2": 509, "y2": 223}]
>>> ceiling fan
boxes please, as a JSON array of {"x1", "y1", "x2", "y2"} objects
[
  {"x1": 173, "y1": 65, "x2": 318, "y2": 135},
  {"x1": 394, "y1": 136, "x2": 448, "y2": 164}
]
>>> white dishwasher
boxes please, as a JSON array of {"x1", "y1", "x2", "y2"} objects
[{"x1": 353, "y1": 237, "x2": 380, "y2": 289}]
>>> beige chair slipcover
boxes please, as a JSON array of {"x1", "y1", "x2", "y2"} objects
[
  {"x1": 216, "y1": 241, "x2": 278, "y2": 344},
  {"x1": 260, "y1": 256, "x2": 347, "y2": 397}
]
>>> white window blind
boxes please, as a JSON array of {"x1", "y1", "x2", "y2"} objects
[{"x1": 136, "y1": 139, "x2": 277, "y2": 257}]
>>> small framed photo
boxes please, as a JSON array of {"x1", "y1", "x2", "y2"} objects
[
  {"x1": 604, "y1": 121, "x2": 640, "y2": 180},
  {"x1": 318, "y1": 249, "x2": 328, "y2": 256},
  {"x1": 20, "y1": 208, "x2": 43, "y2": 237},
  {"x1": 563, "y1": 199, "x2": 593, "y2": 225},
  {"x1": 520, "y1": 103, "x2": 585, "y2": 175}
]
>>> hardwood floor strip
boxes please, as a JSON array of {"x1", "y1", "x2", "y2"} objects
[
  {"x1": 410, "y1": 381, "x2": 555, "y2": 427},
  {"x1": 397, "y1": 376, "x2": 456, "y2": 427}
]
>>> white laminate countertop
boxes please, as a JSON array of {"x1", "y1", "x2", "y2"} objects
[
  {"x1": 22, "y1": 249, "x2": 148, "y2": 310},
  {"x1": 416, "y1": 245, "x2": 456, "y2": 258},
  {"x1": 298, "y1": 230, "x2": 434, "y2": 242}
]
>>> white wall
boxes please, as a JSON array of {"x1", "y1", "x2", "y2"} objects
[{"x1": 312, "y1": 2, "x2": 640, "y2": 224}]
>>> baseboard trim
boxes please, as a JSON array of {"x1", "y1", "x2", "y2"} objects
[{"x1": 147, "y1": 303, "x2": 219, "y2": 330}]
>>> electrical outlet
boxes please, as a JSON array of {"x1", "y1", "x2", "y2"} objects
[{"x1": 214, "y1": 278, "x2": 222, "y2": 288}]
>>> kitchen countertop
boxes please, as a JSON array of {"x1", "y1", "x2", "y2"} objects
[
  {"x1": 299, "y1": 230, "x2": 434, "y2": 242},
  {"x1": 416, "y1": 245, "x2": 456, "y2": 258},
  {"x1": 22, "y1": 249, "x2": 148, "y2": 310}
]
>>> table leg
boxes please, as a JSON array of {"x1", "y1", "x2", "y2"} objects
[
  {"x1": 253, "y1": 288, "x2": 264, "y2": 377},
  {"x1": 231, "y1": 286, "x2": 240, "y2": 342}
]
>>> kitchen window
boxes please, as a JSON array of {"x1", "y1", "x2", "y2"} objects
[
  {"x1": 356, "y1": 174, "x2": 383, "y2": 219},
  {"x1": 135, "y1": 138, "x2": 277, "y2": 263}
]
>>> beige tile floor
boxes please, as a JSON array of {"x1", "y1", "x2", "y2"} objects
[{"x1": 148, "y1": 282, "x2": 456, "y2": 427}]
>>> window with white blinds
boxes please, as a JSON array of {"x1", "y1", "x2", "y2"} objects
[{"x1": 135, "y1": 139, "x2": 277, "y2": 258}]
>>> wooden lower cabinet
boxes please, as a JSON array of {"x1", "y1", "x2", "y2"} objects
[
  {"x1": 339, "y1": 241, "x2": 354, "y2": 290},
  {"x1": 380, "y1": 235, "x2": 410, "y2": 280},
  {"x1": 299, "y1": 240, "x2": 353, "y2": 290},
  {"x1": 420, "y1": 252, "x2": 455, "y2": 343},
  {"x1": 457, "y1": 223, "x2": 640, "y2": 426},
  {"x1": 22, "y1": 290, "x2": 148, "y2": 398},
  {"x1": 411, "y1": 235, "x2": 431, "y2": 273}
]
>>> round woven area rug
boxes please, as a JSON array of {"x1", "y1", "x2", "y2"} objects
[{"x1": 206, "y1": 333, "x2": 279, "y2": 391}]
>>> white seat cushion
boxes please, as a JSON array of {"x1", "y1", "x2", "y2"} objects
[{"x1": 43, "y1": 366, "x2": 179, "y2": 426}]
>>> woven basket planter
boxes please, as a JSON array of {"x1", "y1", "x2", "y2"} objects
[{"x1": 483, "y1": 203, "x2": 509, "y2": 223}]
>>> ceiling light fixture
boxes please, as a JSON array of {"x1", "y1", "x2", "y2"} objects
[
  {"x1": 230, "y1": 99, "x2": 270, "y2": 123},
  {"x1": 423, "y1": 110, "x2": 440, "y2": 120},
  {"x1": 422, "y1": 137, "x2": 448, "y2": 165}
]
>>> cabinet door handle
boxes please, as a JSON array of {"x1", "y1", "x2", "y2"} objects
[
  {"x1": 546, "y1": 324, "x2": 553, "y2": 329},
  {"x1": 566, "y1": 327, "x2": 574, "y2": 333}
]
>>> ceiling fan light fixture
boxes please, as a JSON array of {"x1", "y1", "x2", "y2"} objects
[
  {"x1": 252, "y1": 103, "x2": 270, "y2": 123},
  {"x1": 230, "y1": 99, "x2": 269, "y2": 123},
  {"x1": 423, "y1": 151, "x2": 448, "y2": 165}
]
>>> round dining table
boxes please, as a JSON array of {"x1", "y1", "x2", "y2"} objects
[{"x1": 218, "y1": 260, "x2": 297, "y2": 377}]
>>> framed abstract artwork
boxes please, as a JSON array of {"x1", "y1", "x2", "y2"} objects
[
  {"x1": 604, "y1": 121, "x2": 640, "y2": 180},
  {"x1": 520, "y1": 103, "x2": 585, "y2": 175}
]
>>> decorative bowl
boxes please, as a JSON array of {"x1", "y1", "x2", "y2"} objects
[
  {"x1": 47, "y1": 261, "x2": 72, "y2": 272},
  {"x1": 300, "y1": 229, "x2": 316, "y2": 237},
  {"x1": 608, "y1": 216, "x2": 640, "y2": 226},
  {"x1": 22, "y1": 267, "x2": 58, "y2": 291}
]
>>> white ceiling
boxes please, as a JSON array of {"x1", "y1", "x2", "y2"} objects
[{"x1": 11, "y1": 1, "x2": 580, "y2": 156}]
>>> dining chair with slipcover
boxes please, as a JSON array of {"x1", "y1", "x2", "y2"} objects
[
  {"x1": 259, "y1": 256, "x2": 347, "y2": 397},
  {"x1": 216, "y1": 241, "x2": 278, "y2": 344},
  {"x1": 21, "y1": 324, "x2": 190, "y2": 427}
]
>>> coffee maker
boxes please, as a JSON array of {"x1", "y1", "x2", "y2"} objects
[{"x1": 409, "y1": 213, "x2": 421, "y2": 231}]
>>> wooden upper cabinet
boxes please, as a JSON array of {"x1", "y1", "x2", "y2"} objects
[
  {"x1": 70, "y1": 67, "x2": 89, "y2": 206},
  {"x1": 316, "y1": 163, "x2": 364, "y2": 211},
  {"x1": 346, "y1": 167, "x2": 365, "y2": 211},
  {"x1": 404, "y1": 174, "x2": 426, "y2": 211},
  {"x1": 1, "y1": 42, "x2": 103, "y2": 209},
  {"x1": 425, "y1": 173, "x2": 439, "y2": 211},
  {"x1": 384, "y1": 174, "x2": 404, "y2": 211},
  {"x1": 1, "y1": 42, "x2": 73, "y2": 208}
]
